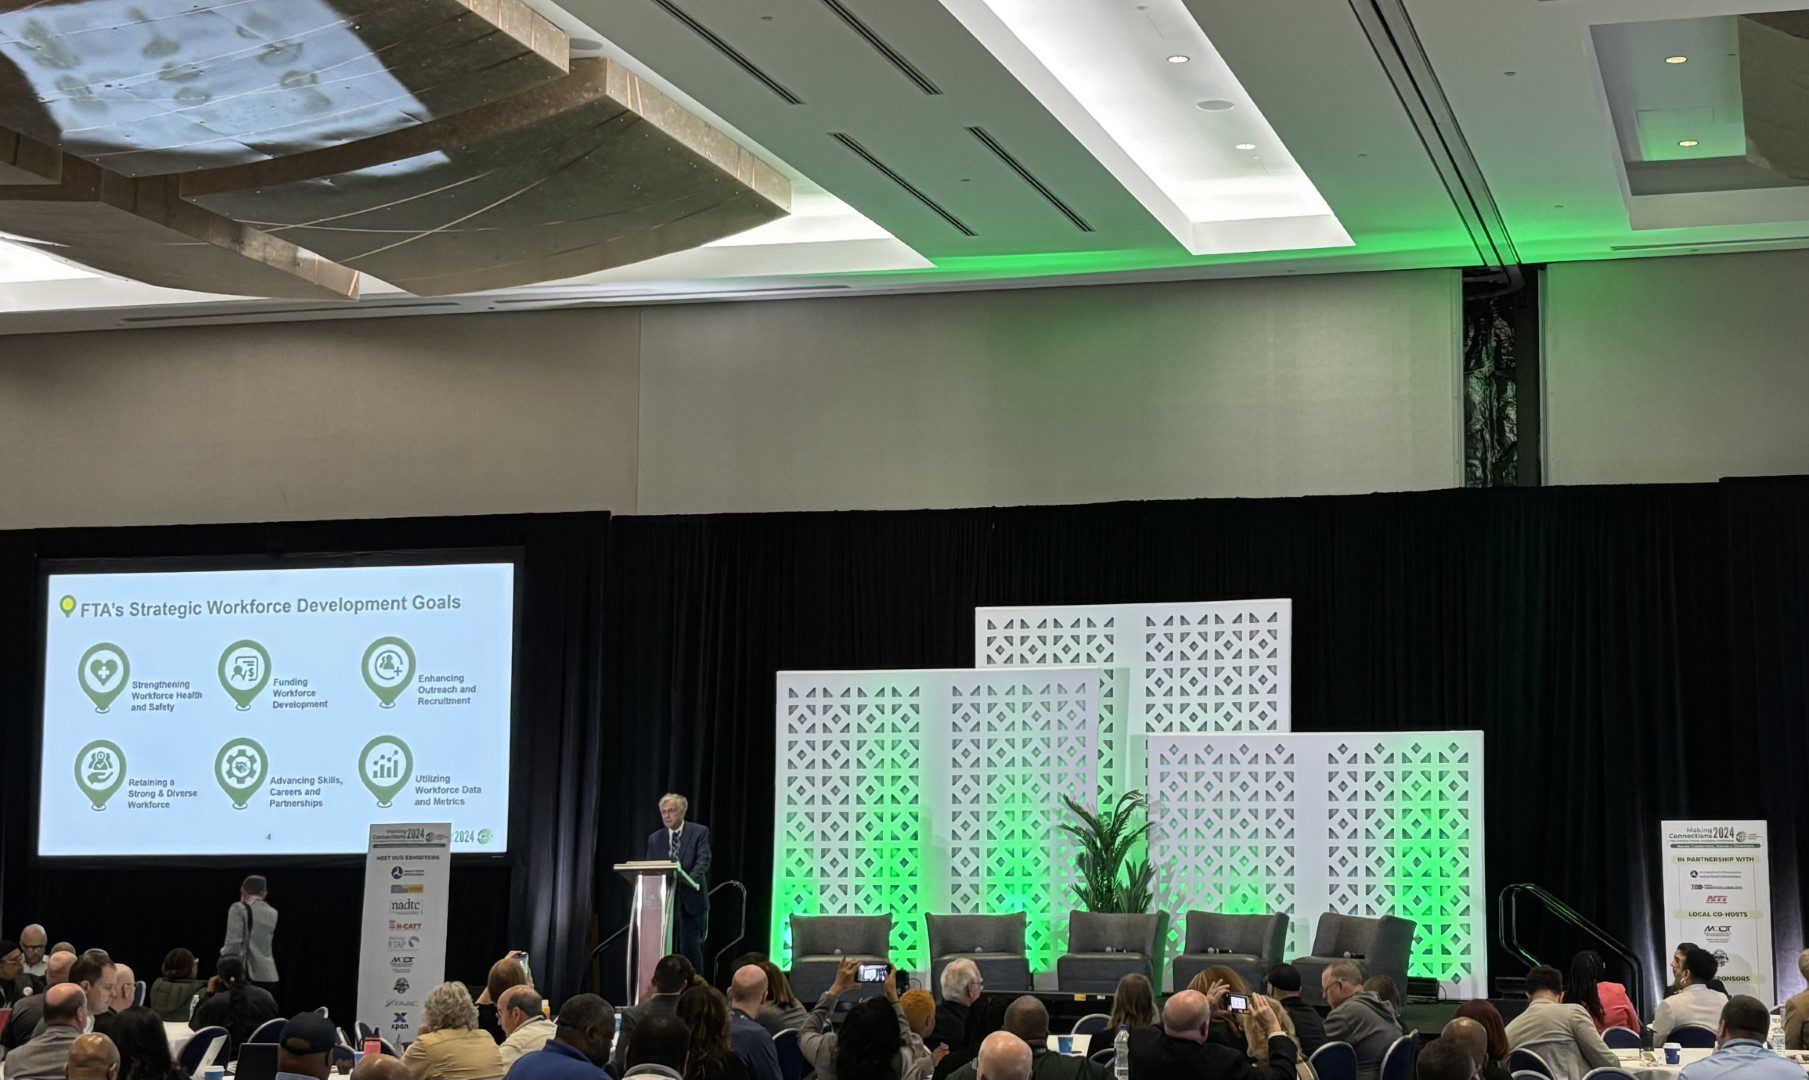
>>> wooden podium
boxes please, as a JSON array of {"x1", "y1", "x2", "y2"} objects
[{"x1": 616, "y1": 860, "x2": 679, "y2": 1005}]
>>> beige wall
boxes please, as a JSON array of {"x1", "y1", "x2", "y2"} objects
[
  {"x1": 637, "y1": 271, "x2": 1461, "y2": 512},
  {"x1": 0, "y1": 310, "x2": 642, "y2": 529},
  {"x1": 0, "y1": 270, "x2": 1462, "y2": 529},
  {"x1": 1545, "y1": 250, "x2": 1809, "y2": 485}
]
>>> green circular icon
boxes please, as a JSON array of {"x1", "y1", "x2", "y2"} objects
[
  {"x1": 77, "y1": 643, "x2": 129, "y2": 713},
  {"x1": 214, "y1": 737, "x2": 269, "y2": 810},
  {"x1": 362, "y1": 637, "x2": 416, "y2": 708},
  {"x1": 218, "y1": 640, "x2": 272, "y2": 711},
  {"x1": 74, "y1": 739, "x2": 126, "y2": 811},
  {"x1": 358, "y1": 735, "x2": 413, "y2": 808}
]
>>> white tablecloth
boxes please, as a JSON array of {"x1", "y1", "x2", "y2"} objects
[
  {"x1": 1612, "y1": 1047, "x2": 1809, "y2": 1080},
  {"x1": 166, "y1": 1022, "x2": 196, "y2": 1059}
]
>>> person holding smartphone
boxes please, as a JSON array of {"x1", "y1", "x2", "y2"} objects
[{"x1": 795, "y1": 959, "x2": 933, "y2": 1080}]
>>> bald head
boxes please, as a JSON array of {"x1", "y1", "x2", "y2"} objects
[
  {"x1": 976, "y1": 1031, "x2": 1032, "y2": 1080},
  {"x1": 1443, "y1": 1017, "x2": 1488, "y2": 1068},
  {"x1": 64, "y1": 1033, "x2": 119, "y2": 1080},
  {"x1": 351, "y1": 1055, "x2": 412, "y2": 1080},
  {"x1": 44, "y1": 983, "x2": 88, "y2": 1029},
  {"x1": 109, "y1": 963, "x2": 135, "y2": 1011},
  {"x1": 1162, "y1": 989, "x2": 1211, "y2": 1041},
  {"x1": 728, "y1": 965, "x2": 768, "y2": 1015},
  {"x1": 46, "y1": 949, "x2": 76, "y2": 986},
  {"x1": 1001, "y1": 996, "x2": 1050, "y2": 1043}
]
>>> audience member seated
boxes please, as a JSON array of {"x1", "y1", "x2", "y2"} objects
[
  {"x1": 4, "y1": 949, "x2": 77, "y2": 1050},
  {"x1": 727, "y1": 967, "x2": 784, "y2": 1080},
  {"x1": 675, "y1": 986, "x2": 750, "y2": 1080},
  {"x1": 1186, "y1": 968, "x2": 1254, "y2": 1050},
  {"x1": 7, "y1": 983, "x2": 91, "y2": 1080},
  {"x1": 899, "y1": 990, "x2": 943, "y2": 1067},
  {"x1": 402, "y1": 982, "x2": 505, "y2": 1080},
  {"x1": 943, "y1": 995, "x2": 1104, "y2": 1080},
  {"x1": 975, "y1": 1032, "x2": 1031, "y2": 1080},
  {"x1": 1, "y1": 939, "x2": 30, "y2": 1006},
  {"x1": 74, "y1": 953, "x2": 121, "y2": 1040},
  {"x1": 19, "y1": 925, "x2": 48, "y2": 981},
  {"x1": 616, "y1": 956, "x2": 695, "y2": 1069},
  {"x1": 1361, "y1": 978, "x2": 1401, "y2": 1015},
  {"x1": 477, "y1": 954, "x2": 533, "y2": 1043},
  {"x1": 64, "y1": 1033, "x2": 121, "y2": 1080},
  {"x1": 147, "y1": 950, "x2": 205, "y2": 1023},
  {"x1": 505, "y1": 994, "x2": 615, "y2": 1080},
  {"x1": 1665, "y1": 944, "x2": 1727, "y2": 998},
  {"x1": 275, "y1": 1013, "x2": 339, "y2": 1080},
  {"x1": 1320, "y1": 961, "x2": 1401, "y2": 1080},
  {"x1": 1785, "y1": 950, "x2": 1809, "y2": 1051},
  {"x1": 106, "y1": 964, "x2": 136, "y2": 1018},
  {"x1": 1564, "y1": 951, "x2": 1638, "y2": 1036},
  {"x1": 111, "y1": 1006, "x2": 189, "y2": 1080},
  {"x1": 623, "y1": 1014, "x2": 691, "y2": 1080},
  {"x1": 933, "y1": 993, "x2": 1007, "y2": 1080},
  {"x1": 798, "y1": 960, "x2": 931, "y2": 1080},
  {"x1": 1678, "y1": 995, "x2": 1800, "y2": 1080},
  {"x1": 1414, "y1": 1037, "x2": 1478, "y2": 1080},
  {"x1": 752, "y1": 962, "x2": 807, "y2": 1037},
  {"x1": 1653, "y1": 948, "x2": 1729, "y2": 1044},
  {"x1": 1442, "y1": 1017, "x2": 1508, "y2": 1080},
  {"x1": 498, "y1": 985, "x2": 556, "y2": 1069},
  {"x1": 1108, "y1": 974, "x2": 1158, "y2": 1034},
  {"x1": 933, "y1": 960, "x2": 984, "y2": 1052},
  {"x1": 353, "y1": 1056, "x2": 414, "y2": 1080},
  {"x1": 190, "y1": 956, "x2": 279, "y2": 1058},
  {"x1": 1503, "y1": 965, "x2": 1616, "y2": 1080},
  {"x1": 1452, "y1": 1002, "x2": 1510, "y2": 1079},
  {"x1": 1196, "y1": 968, "x2": 1299, "y2": 1067},
  {"x1": 1126, "y1": 988, "x2": 1297, "y2": 1080},
  {"x1": 1264, "y1": 966, "x2": 1324, "y2": 1057}
]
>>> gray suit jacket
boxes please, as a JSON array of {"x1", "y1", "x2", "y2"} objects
[
  {"x1": 223, "y1": 897, "x2": 279, "y2": 982},
  {"x1": 5, "y1": 1024, "x2": 81, "y2": 1080},
  {"x1": 1504, "y1": 1000, "x2": 1618, "y2": 1080}
]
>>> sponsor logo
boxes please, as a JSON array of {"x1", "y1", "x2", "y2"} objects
[
  {"x1": 1690, "y1": 870, "x2": 1699, "y2": 878},
  {"x1": 477, "y1": 828, "x2": 494, "y2": 845},
  {"x1": 389, "y1": 884, "x2": 424, "y2": 894},
  {"x1": 389, "y1": 899, "x2": 422, "y2": 913},
  {"x1": 1713, "y1": 949, "x2": 1730, "y2": 967},
  {"x1": 388, "y1": 920, "x2": 423, "y2": 932},
  {"x1": 393, "y1": 978, "x2": 411, "y2": 995},
  {"x1": 391, "y1": 866, "x2": 405, "y2": 880},
  {"x1": 389, "y1": 956, "x2": 415, "y2": 971},
  {"x1": 1704, "y1": 924, "x2": 1731, "y2": 934},
  {"x1": 392, "y1": 1012, "x2": 409, "y2": 1031},
  {"x1": 1706, "y1": 894, "x2": 1728, "y2": 904}
]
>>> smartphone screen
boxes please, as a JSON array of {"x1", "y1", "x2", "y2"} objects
[
  {"x1": 1227, "y1": 993, "x2": 1249, "y2": 1012},
  {"x1": 856, "y1": 962, "x2": 888, "y2": 983}
]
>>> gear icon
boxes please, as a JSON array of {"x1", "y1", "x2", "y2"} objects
[{"x1": 224, "y1": 746, "x2": 259, "y2": 786}]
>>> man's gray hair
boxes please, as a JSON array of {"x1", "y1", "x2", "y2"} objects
[
  {"x1": 941, "y1": 958, "x2": 982, "y2": 999},
  {"x1": 1325, "y1": 960, "x2": 1364, "y2": 986},
  {"x1": 659, "y1": 794, "x2": 689, "y2": 814}
]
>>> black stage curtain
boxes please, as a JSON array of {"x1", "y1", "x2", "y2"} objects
[
  {"x1": 603, "y1": 482, "x2": 1797, "y2": 1005},
  {"x1": 0, "y1": 513, "x2": 608, "y2": 1021}
]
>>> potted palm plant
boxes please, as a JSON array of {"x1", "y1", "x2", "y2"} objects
[{"x1": 1060, "y1": 791, "x2": 1168, "y2": 979}]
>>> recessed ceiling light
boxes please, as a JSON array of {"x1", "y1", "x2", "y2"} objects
[
  {"x1": 1196, "y1": 99, "x2": 1235, "y2": 111},
  {"x1": 1665, "y1": 55, "x2": 1688, "y2": 64},
  {"x1": 1678, "y1": 139, "x2": 1699, "y2": 147},
  {"x1": 1167, "y1": 54, "x2": 1190, "y2": 64},
  {"x1": 1235, "y1": 143, "x2": 1256, "y2": 151}
]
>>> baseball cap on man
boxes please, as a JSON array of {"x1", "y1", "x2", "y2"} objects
[{"x1": 279, "y1": 1013, "x2": 339, "y2": 1055}]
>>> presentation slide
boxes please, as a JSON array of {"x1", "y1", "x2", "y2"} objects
[{"x1": 38, "y1": 561, "x2": 515, "y2": 856}]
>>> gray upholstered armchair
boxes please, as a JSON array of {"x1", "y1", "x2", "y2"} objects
[
  {"x1": 1055, "y1": 911, "x2": 1166, "y2": 993},
  {"x1": 788, "y1": 913, "x2": 893, "y2": 1003},
  {"x1": 1169, "y1": 910, "x2": 1289, "y2": 992},
  {"x1": 927, "y1": 912, "x2": 1032, "y2": 1000},
  {"x1": 1290, "y1": 912, "x2": 1416, "y2": 1005}
]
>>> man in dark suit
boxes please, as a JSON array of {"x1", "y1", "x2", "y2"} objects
[
  {"x1": 1127, "y1": 988, "x2": 1298, "y2": 1080},
  {"x1": 1265, "y1": 964, "x2": 1326, "y2": 1056},
  {"x1": 644, "y1": 793, "x2": 711, "y2": 974}
]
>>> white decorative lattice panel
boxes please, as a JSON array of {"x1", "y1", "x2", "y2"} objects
[
  {"x1": 772, "y1": 668, "x2": 1100, "y2": 972},
  {"x1": 1148, "y1": 731, "x2": 1487, "y2": 998},
  {"x1": 977, "y1": 600, "x2": 1290, "y2": 799}
]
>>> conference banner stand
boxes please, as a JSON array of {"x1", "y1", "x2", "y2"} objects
[
  {"x1": 357, "y1": 822, "x2": 452, "y2": 1044},
  {"x1": 1660, "y1": 820, "x2": 1773, "y2": 997}
]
